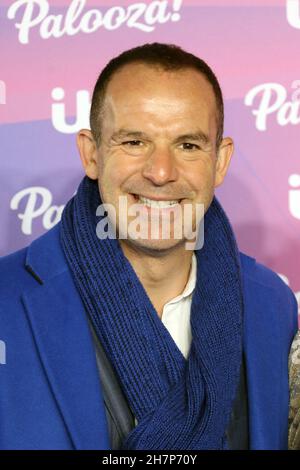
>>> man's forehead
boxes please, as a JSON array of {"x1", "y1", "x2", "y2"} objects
[
  {"x1": 102, "y1": 64, "x2": 216, "y2": 121},
  {"x1": 105, "y1": 62, "x2": 215, "y2": 100}
]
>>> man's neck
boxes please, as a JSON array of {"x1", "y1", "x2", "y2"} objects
[{"x1": 120, "y1": 241, "x2": 194, "y2": 318}]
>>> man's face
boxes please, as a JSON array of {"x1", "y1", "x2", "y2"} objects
[{"x1": 89, "y1": 63, "x2": 232, "y2": 253}]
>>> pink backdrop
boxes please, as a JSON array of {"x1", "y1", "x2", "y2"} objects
[{"x1": 0, "y1": 0, "x2": 299, "y2": 315}]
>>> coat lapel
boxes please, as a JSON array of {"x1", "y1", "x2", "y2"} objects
[{"x1": 22, "y1": 224, "x2": 110, "y2": 450}]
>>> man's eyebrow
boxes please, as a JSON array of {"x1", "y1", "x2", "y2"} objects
[
  {"x1": 110, "y1": 129, "x2": 211, "y2": 145},
  {"x1": 174, "y1": 131, "x2": 211, "y2": 145},
  {"x1": 111, "y1": 129, "x2": 149, "y2": 140}
]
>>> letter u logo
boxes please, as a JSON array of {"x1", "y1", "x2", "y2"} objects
[{"x1": 287, "y1": 0, "x2": 300, "y2": 29}]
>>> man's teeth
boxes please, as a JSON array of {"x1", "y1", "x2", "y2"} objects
[{"x1": 137, "y1": 196, "x2": 180, "y2": 208}]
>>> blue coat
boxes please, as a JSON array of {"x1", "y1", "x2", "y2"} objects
[{"x1": 0, "y1": 223, "x2": 298, "y2": 450}]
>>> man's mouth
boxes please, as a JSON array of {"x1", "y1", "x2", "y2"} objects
[{"x1": 131, "y1": 194, "x2": 183, "y2": 209}]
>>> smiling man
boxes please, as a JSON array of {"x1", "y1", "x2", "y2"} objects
[
  {"x1": 0, "y1": 43, "x2": 298, "y2": 450},
  {"x1": 76, "y1": 58, "x2": 232, "y2": 316}
]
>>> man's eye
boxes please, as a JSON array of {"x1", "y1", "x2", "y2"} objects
[
  {"x1": 122, "y1": 140, "x2": 143, "y2": 146},
  {"x1": 181, "y1": 142, "x2": 200, "y2": 151}
]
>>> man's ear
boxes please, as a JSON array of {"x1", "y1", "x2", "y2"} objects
[
  {"x1": 214, "y1": 137, "x2": 234, "y2": 188},
  {"x1": 76, "y1": 129, "x2": 99, "y2": 180}
]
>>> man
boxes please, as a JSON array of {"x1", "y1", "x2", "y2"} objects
[{"x1": 0, "y1": 43, "x2": 298, "y2": 450}]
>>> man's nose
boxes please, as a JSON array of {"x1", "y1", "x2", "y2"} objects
[{"x1": 141, "y1": 145, "x2": 178, "y2": 186}]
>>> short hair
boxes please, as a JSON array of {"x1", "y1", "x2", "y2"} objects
[{"x1": 90, "y1": 43, "x2": 224, "y2": 148}]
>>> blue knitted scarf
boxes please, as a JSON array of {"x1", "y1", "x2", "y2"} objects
[{"x1": 60, "y1": 176, "x2": 243, "y2": 450}]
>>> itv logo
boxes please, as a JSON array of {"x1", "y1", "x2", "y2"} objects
[{"x1": 51, "y1": 87, "x2": 90, "y2": 134}]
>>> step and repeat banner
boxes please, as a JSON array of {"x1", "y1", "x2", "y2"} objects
[{"x1": 0, "y1": 0, "x2": 299, "y2": 314}]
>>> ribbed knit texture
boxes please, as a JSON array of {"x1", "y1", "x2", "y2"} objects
[{"x1": 60, "y1": 176, "x2": 244, "y2": 450}]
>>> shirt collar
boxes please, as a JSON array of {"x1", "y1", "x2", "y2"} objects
[{"x1": 166, "y1": 253, "x2": 197, "y2": 305}]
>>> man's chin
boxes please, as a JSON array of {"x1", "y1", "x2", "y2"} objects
[{"x1": 120, "y1": 236, "x2": 187, "y2": 256}]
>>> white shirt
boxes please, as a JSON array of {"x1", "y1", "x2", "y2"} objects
[{"x1": 160, "y1": 253, "x2": 197, "y2": 359}]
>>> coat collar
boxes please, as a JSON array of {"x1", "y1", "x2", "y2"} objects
[
  {"x1": 25, "y1": 223, "x2": 68, "y2": 283},
  {"x1": 22, "y1": 223, "x2": 110, "y2": 450}
]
